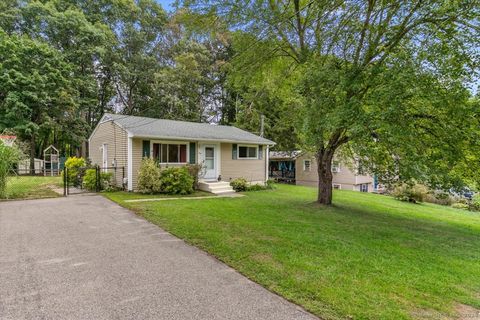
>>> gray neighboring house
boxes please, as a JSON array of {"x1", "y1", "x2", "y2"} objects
[
  {"x1": 270, "y1": 151, "x2": 379, "y2": 192},
  {"x1": 88, "y1": 113, "x2": 275, "y2": 193}
]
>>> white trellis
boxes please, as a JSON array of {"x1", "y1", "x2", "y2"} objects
[{"x1": 43, "y1": 145, "x2": 60, "y2": 176}]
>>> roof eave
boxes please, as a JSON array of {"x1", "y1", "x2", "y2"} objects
[{"x1": 129, "y1": 134, "x2": 275, "y2": 145}]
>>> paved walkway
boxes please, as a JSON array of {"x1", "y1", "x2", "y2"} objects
[{"x1": 0, "y1": 195, "x2": 318, "y2": 320}]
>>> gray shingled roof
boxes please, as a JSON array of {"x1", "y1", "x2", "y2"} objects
[
  {"x1": 104, "y1": 113, "x2": 275, "y2": 145},
  {"x1": 269, "y1": 151, "x2": 301, "y2": 160}
]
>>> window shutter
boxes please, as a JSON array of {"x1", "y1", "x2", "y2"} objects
[
  {"x1": 189, "y1": 142, "x2": 196, "y2": 164},
  {"x1": 142, "y1": 140, "x2": 150, "y2": 158},
  {"x1": 258, "y1": 145, "x2": 263, "y2": 160},
  {"x1": 232, "y1": 144, "x2": 237, "y2": 159}
]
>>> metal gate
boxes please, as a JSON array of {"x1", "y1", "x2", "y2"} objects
[
  {"x1": 63, "y1": 166, "x2": 100, "y2": 196},
  {"x1": 63, "y1": 166, "x2": 125, "y2": 196}
]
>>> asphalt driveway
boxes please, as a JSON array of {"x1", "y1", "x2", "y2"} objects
[{"x1": 0, "y1": 195, "x2": 317, "y2": 320}]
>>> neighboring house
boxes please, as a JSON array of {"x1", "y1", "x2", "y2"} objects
[
  {"x1": 269, "y1": 151, "x2": 300, "y2": 184},
  {"x1": 270, "y1": 151, "x2": 378, "y2": 192},
  {"x1": 88, "y1": 113, "x2": 275, "y2": 192}
]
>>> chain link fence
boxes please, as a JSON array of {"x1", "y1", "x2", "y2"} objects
[
  {"x1": 64, "y1": 166, "x2": 125, "y2": 195},
  {"x1": 1, "y1": 166, "x2": 126, "y2": 200},
  {"x1": 2, "y1": 169, "x2": 63, "y2": 200}
]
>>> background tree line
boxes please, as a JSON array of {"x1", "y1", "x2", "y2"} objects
[{"x1": 0, "y1": 0, "x2": 245, "y2": 168}]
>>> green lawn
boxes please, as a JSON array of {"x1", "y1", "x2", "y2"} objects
[
  {"x1": 104, "y1": 184, "x2": 480, "y2": 320},
  {"x1": 4, "y1": 175, "x2": 62, "y2": 200}
]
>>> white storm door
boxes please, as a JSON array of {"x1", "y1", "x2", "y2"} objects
[
  {"x1": 102, "y1": 144, "x2": 108, "y2": 168},
  {"x1": 203, "y1": 145, "x2": 216, "y2": 179}
]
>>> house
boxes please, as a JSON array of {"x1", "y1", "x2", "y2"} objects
[
  {"x1": 269, "y1": 151, "x2": 378, "y2": 192},
  {"x1": 88, "y1": 113, "x2": 275, "y2": 193},
  {"x1": 268, "y1": 151, "x2": 299, "y2": 184}
]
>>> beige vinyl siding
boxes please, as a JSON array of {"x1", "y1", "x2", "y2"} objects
[
  {"x1": 295, "y1": 154, "x2": 374, "y2": 191},
  {"x1": 220, "y1": 143, "x2": 266, "y2": 184},
  {"x1": 295, "y1": 155, "x2": 318, "y2": 187},
  {"x1": 89, "y1": 121, "x2": 128, "y2": 186},
  {"x1": 131, "y1": 138, "x2": 144, "y2": 190},
  {"x1": 131, "y1": 139, "x2": 193, "y2": 190}
]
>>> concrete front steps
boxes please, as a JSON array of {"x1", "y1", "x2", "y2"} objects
[{"x1": 198, "y1": 180, "x2": 235, "y2": 195}]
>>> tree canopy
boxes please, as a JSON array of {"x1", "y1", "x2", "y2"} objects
[
  {"x1": 182, "y1": 0, "x2": 480, "y2": 204},
  {"x1": 0, "y1": 0, "x2": 232, "y2": 165}
]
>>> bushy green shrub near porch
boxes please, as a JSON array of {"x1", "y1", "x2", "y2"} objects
[
  {"x1": 83, "y1": 169, "x2": 113, "y2": 191},
  {"x1": 247, "y1": 179, "x2": 276, "y2": 191},
  {"x1": 185, "y1": 163, "x2": 203, "y2": 189},
  {"x1": 137, "y1": 159, "x2": 195, "y2": 195},
  {"x1": 62, "y1": 157, "x2": 86, "y2": 185},
  {"x1": 230, "y1": 178, "x2": 248, "y2": 192},
  {"x1": 160, "y1": 167, "x2": 194, "y2": 195},
  {"x1": 137, "y1": 158, "x2": 162, "y2": 194},
  {"x1": 230, "y1": 178, "x2": 275, "y2": 192}
]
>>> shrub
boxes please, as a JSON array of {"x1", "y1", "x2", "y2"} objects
[
  {"x1": 245, "y1": 180, "x2": 276, "y2": 192},
  {"x1": 159, "y1": 167, "x2": 194, "y2": 195},
  {"x1": 82, "y1": 169, "x2": 97, "y2": 191},
  {"x1": 266, "y1": 179, "x2": 276, "y2": 190},
  {"x1": 63, "y1": 157, "x2": 87, "y2": 186},
  {"x1": 185, "y1": 163, "x2": 203, "y2": 189},
  {"x1": 0, "y1": 142, "x2": 21, "y2": 198},
  {"x1": 137, "y1": 158, "x2": 162, "y2": 194},
  {"x1": 230, "y1": 178, "x2": 248, "y2": 192},
  {"x1": 247, "y1": 184, "x2": 265, "y2": 191},
  {"x1": 100, "y1": 172, "x2": 115, "y2": 191},
  {"x1": 83, "y1": 169, "x2": 114, "y2": 191},
  {"x1": 392, "y1": 183, "x2": 428, "y2": 203},
  {"x1": 423, "y1": 191, "x2": 454, "y2": 206},
  {"x1": 451, "y1": 202, "x2": 469, "y2": 210},
  {"x1": 469, "y1": 194, "x2": 480, "y2": 211}
]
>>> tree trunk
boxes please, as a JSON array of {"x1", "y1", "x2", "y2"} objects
[
  {"x1": 29, "y1": 135, "x2": 35, "y2": 175},
  {"x1": 316, "y1": 149, "x2": 334, "y2": 205}
]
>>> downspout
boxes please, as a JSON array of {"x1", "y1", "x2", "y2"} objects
[
  {"x1": 265, "y1": 145, "x2": 269, "y2": 184},
  {"x1": 127, "y1": 134, "x2": 133, "y2": 191}
]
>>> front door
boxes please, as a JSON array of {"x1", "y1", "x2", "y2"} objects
[{"x1": 203, "y1": 145, "x2": 216, "y2": 180}]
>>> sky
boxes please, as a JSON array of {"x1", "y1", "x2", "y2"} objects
[{"x1": 156, "y1": 0, "x2": 176, "y2": 12}]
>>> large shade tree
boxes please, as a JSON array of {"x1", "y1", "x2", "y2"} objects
[
  {"x1": 0, "y1": 30, "x2": 77, "y2": 171},
  {"x1": 184, "y1": 0, "x2": 480, "y2": 204},
  {"x1": 0, "y1": 0, "x2": 231, "y2": 157}
]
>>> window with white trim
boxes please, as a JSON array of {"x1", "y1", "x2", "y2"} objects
[
  {"x1": 152, "y1": 143, "x2": 187, "y2": 163},
  {"x1": 360, "y1": 183, "x2": 369, "y2": 192},
  {"x1": 332, "y1": 161, "x2": 340, "y2": 173},
  {"x1": 303, "y1": 160, "x2": 311, "y2": 171},
  {"x1": 238, "y1": 145, "x2": 258, "y2": 159}
]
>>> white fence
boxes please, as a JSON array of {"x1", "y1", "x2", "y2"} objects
[{"x1": 17, "y1": 158, "x2": 44, "y2": 175}]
